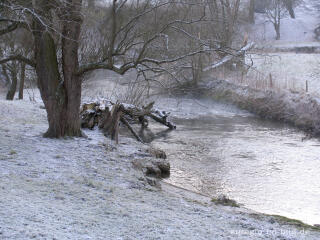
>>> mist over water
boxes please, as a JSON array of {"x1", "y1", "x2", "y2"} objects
[{"x1": 150, "y1": 98, "x2": 320, "y2": 225}]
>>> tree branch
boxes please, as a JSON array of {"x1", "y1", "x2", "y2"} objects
[
  {"x1": 0, "y1": 17, "x2": 29, "y2": 35},
  {"x1": 203, "y1": 42, "x2": 254, "y2": 72},
  {"x1": 77, "y1": 61, "x2": 135, "y2": 76},
  {"x1": 0, "y1": 21, "x2": 26, "y2": 35},
  {"x1": 0, "y1": 22, "x2": 17, "y2": 35},
  {"x1": 77, "y1": 47, "x2": 220, "y2": 76},
  {"x1": 0, "y1": 55, "x2": 36, "y2": 68}
]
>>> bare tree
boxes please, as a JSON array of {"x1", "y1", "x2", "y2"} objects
[
  {"x1": 0, "y1": 0, "x2": 212, "y2": 138},
  {"x1": 264, "y1": 0, "x2": 300, "y2": 40},
  {"x1": 1, "y1": 65, "x2": 10, "y2": 87},
  {"x1": 265, "y1": 0, "x2": 286, "y2": 40},
  {"x1": 5, "y1": 61, "x2": 18, "y2": 100},
  {"x1": 18, "y1": 62, "x2": 25, "y2": 99},
  {"x1": 0, "y1": 3, "x2": 33, "y2": 100},
  {"x1": 1, "y1": 35, "x2": 19, "y2": 100},
  {"x1": 283, "y1": 0, "x2": 295, "y2": 18},
  {"x1": 206, "y1": 0, "x2": 241, "y2": 50},
  {"x1": 248, "y1": 0, "x2": 255, "y2": 23}
]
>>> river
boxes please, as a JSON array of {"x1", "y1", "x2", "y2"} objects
[{"x1": 145, "y1": 97, "x2": 320, "y2": 225}]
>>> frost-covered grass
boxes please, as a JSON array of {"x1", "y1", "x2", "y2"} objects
[
  {"x1": 211, "y1": 51, "x2": 320, "y2": 96},
  {"x1": 243, "y1": 52, "x2": 320, "y2": 95},
  {"x1": 1, "y1": 89, "x2": 320, "y2": 239},
  {"x1": 232, "y1": 0, "x2": 320, "y2": 95}
]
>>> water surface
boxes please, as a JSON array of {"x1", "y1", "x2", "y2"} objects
[{"x1": 148, "y1": 98, "x2": 320, "y2": 225}]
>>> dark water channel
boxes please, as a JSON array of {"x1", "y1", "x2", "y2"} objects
[{"x1": 146, "y1": 98, "x2": 320, "y2": 225}]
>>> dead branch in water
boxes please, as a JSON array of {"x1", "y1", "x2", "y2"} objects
[{"x1": 80, "y1": 99, "x2": 176, "y2": 143}]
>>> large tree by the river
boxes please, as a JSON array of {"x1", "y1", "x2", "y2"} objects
[
  {"x1": 1, "y1": 0, "x2": 86, "y2": 137},
  {"x1": 0, "y1": 0, "x2": 208, "y2": 138}
]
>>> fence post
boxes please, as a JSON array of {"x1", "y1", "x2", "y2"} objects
[
  {"x1": 306, "y1": 80, "x2": 308, "y2": 93},
  {"x1": 269, "y1": 73, "x2": 273, "y2": 89}
]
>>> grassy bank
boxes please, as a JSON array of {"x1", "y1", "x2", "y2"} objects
[{"x1": 199, "y1": 79, "x2": 320, "y2": 136}]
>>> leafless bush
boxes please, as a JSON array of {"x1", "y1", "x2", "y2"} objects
[{"x1": 114, "y1": 77, "x2": 150, "y2": 106}]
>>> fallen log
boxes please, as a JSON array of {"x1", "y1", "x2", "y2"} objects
[
  {"x1": 147, "y1": 111, "x2": 175, "y2": 130},
  {"x1": 80, "y1": 99, "x2": 176, "y2": 143},
  {"x1": 120, "y1": 117, "x2": 144, "y2": 143}
]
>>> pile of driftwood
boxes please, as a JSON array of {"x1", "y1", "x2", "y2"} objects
[{"x1": 80, "y1": 99, "x2": 176, "y2": 143}]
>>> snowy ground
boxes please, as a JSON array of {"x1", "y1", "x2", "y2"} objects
[
  {"x1": 232, "y1": 0, "x2": 320, "y2": 95},
  {"x1": 250, "y1": 0, "x2": 320, "y2": 44},
  {"x1": 0, "y1": 88, "x2": 320, "y2": 239},
  {"x1": 1, "y1": 1, "x2": 320, "y2": 238},
  {"x1": 244, "y1": 52, "x2": 320, "y2": 94}
]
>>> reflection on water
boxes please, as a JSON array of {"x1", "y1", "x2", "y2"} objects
[{"x1": 150, "y1": 98, "x2": 320, "y2": 225}]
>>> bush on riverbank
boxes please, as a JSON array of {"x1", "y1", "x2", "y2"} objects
[{"x1": 200, "y1": 79, "x2": 320, "y2": 136}]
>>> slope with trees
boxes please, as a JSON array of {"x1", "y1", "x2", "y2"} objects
[{"x1": 0, "y1": 0, "x2": 216, "y2": 138}]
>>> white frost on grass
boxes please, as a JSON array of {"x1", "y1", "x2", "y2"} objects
[
  {"x1": 244, "y1": 52, "x2": 320, "y2": 95},
  {"x1": 1, "y1": 90, "x2": 320, "y2": 239}
]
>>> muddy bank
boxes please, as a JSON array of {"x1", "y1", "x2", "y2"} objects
[{"x1": 199, "y1": 79, "x2": 320, "y2": 136}]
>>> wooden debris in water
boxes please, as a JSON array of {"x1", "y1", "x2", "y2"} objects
[{"x1": 80, "y1": 99, "x2": 176, "y2": 143}]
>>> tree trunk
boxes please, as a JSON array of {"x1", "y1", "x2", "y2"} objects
[
  {"x1": 61, "y1": 0, "x2": 83, "y2": 137},
  {"x1": 18, "y1": 62, "x2": 26, "y2": 99},
  {"x1": 34, "y1": 30, "x2": 67, "y2": 137},
  {"x1": 33, "y1": 0, "x2": 83, "y2": 138},
  {"x1": 6, "y1": 63, "x2": 18, "y2": 100},
  {"x1": 275, "y1": 23, "x2": 280, "y2": 40},
  {"x1": 2, "y1": 65, "x2": 10, "y2": 87},
  {"x1": 283, "y1": 0, "x2": 295, "y2": 19},
  {"x1": 191, "y1": 54, "x2": 202, "y2": 86},
  {"x1": 248, "y1": 0, "x2": 255, "y2": 23},
  {"x1": 275, "y1": 30, "x2": 280, "y2": 40}
]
